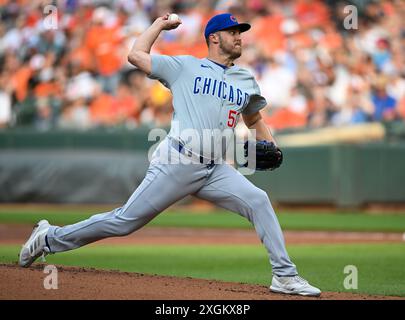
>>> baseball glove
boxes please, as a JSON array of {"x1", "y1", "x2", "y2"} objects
[{"x1": 244, "y1": 140, "x2": 283, "y2": 171}]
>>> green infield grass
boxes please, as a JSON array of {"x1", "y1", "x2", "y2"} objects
[
  {"x1": 1, "y1": 243, "x2": 404, "y2": 297},
  {"x1": 0, "y1": 206, "x2": 405, "y2": 232}
]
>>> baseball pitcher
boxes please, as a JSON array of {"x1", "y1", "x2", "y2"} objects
[{"x1": 19, "y1": 13, "x2": 321, "y2": 297}]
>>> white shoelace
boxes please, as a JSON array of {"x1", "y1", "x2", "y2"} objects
[{"x1": 293, "y1": 276, "x2": 308, "y2": 284}]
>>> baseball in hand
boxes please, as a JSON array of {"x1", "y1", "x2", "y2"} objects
[{"x1": 168, "y1": 13, "x2": 180, "y2": 22}]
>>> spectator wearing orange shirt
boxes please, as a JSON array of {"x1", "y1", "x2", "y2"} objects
[
  {"x1": 112, "y1": 81, "x2": 140, "y2": 128},
  {"x1": 125, "y1": 69, "x2": 153, "y2": 125},
  {"x1": 89, "y1": 90, "x2": 116, "y2": 127},
  {"x1": 294, "y1": 0, "x2": 330, "y2": 30},
  {"x1": 85, "y1": 7, "x2": 125, "y2": 94},
  {"x1": 264, "y1": 86, "x2": 308, "y2": 130}
]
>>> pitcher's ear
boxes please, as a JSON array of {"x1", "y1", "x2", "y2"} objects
[{"x1": 210, "y1": 33, "x2": 220, "y2": 44}]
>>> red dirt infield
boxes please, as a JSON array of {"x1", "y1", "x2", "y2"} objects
[
  {"x1": 1, "y1": 224, "x2": 404, "y2": 300},
  {"x1": 1, "y1": 263, "x2": 404, "y2": 300}
]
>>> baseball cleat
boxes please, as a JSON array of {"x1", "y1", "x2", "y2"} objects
[
  {"x1": 270, "y1": 275, "x2": 321, "y2": 297},
  {"x1": 19, "y1": 220, "x2": 51, "y2": 268}
]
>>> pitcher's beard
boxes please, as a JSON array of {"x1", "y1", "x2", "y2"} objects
[
  {"x1": 219, "y1": 43, "x2": 242, "y2": 60},
  {"x1": 218, "y1": 35, "x2": 242, "y2": 60},
  {"x1": 229, "y1": 49, "x2": 242, "y2": 59}
]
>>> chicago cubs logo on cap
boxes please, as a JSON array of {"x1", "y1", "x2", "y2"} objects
[{"x1": 204, "y1": 13, "x2": 251, "y2": 39}]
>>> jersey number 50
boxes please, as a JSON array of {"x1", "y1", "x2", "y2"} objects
[{"x1": 227, "y1": 110, "x2": 240, "y2": 128}]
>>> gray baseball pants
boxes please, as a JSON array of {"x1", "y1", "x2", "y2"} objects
[{"x1": 46, "y1": 138, "x2": 297, "y2": 276}]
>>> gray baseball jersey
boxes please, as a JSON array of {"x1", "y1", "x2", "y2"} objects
[
  {"x1": 149, "y1": 55, "x2": 267, "y2": 160},
  {"x1": 45, "y1": 54, "x2": 298, "y2": 278}
]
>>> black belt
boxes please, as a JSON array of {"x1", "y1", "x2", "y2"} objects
[{"x1": 170, "y1": 139, "x2": 215, "y2": 167}]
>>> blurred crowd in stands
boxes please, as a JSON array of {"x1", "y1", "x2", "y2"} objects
[{"x1": 0, "y1": 0, "x2": 404, "y2": 131}]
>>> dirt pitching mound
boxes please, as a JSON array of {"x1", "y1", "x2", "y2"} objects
[{"x1": 1, "y1": 264, "x2": 403, "y2": 300}]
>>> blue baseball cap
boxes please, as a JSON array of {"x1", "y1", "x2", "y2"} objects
[{"x1": 204, "y1": 13, "x2": 251, "y2": 39}]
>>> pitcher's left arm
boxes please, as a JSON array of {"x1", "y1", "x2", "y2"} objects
[{"x1": 242, "y1": 111, "x2": 277, "y2": 145}]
